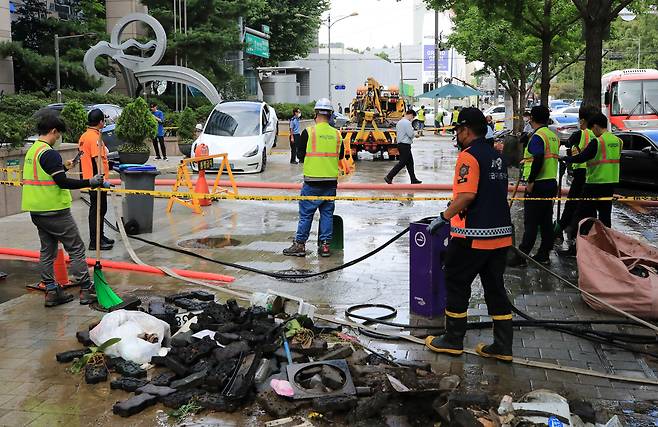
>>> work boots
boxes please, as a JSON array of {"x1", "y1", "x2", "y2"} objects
[
  {"x1": 319, "y1": 241, "x2": 331, "y2": 257},
  {"x1": 424, "y1": 312, "x2": 467, "y2": 356},
  {"x1": 79, "y1": 285, "x2": 97, "y2": 305},
  {"x1": 283, "y1": 241, "x2": 306, "y2": 257},
  {"x1": 45, "y1": 286, "x2": 74, "y2": 307},
  {"x1": 476, "y1": 316, "x2": 514, "y2": 362},
  {"x1": 556, "y1": 242, "x2": 577, "y2": 258}
]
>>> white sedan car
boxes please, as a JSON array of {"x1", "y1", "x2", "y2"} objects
[{"x1": 192, "y1": 101, "x2": 278, "y2": 173}]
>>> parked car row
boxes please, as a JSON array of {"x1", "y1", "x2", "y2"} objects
[{"x1": 32, "y1": 103, "x2": 123, "y2": 152}]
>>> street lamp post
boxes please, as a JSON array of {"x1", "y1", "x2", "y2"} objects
[
  {"x1": 55, "y1": 33, "x2": 96, "y2": 102},
  {"x1": 296, "y1": 12, "x2": 357, "y2": 104}
]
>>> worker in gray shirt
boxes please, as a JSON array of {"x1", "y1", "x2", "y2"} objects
[{"x1": 385, "y1": 109, "x2": 422, "y2": 184}]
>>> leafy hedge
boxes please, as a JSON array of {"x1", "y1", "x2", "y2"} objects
[
  {"x1": 271, "y1": 102, "x2": 316, "y2": 120},
  {"x1": 60, "y1": 101, "x2": 87, "y2": 145},
  {"x1": 0, "y1": 112, "x2": 30, "y2": 148}
]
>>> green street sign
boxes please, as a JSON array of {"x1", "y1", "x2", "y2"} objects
[
  {"x1": 262, "y1": 24, "x2": 270, "y2": 34},
  {"x1": 245, "y1": 33, "x2": 269, "y2": 58}
]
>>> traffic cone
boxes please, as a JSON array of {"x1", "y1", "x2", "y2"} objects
[
  {"x1": 26, "y1": 245, "x2": 71, "y2": 292},
  {"x1": 195, "y1": 170, "x2": 212, "y2": 206},
  {"x1": 54, "y1": 246, "x2": 70, "y2": 286}
]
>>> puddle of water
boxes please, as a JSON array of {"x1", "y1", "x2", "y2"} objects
[{"x1": 178, "y1": 237, "x2": 242, "y2": 249}]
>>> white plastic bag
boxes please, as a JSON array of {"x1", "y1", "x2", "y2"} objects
[{"x1": 89, "y1": 310, "x2": 171, "y2": 364}]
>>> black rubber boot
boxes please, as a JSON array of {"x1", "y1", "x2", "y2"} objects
[
  {"x1": 476, "y1": 317, "x2": 513, "y2": 362},
  {"x1": 45, "y1": 286, "x2": 74, "y2": 307},
  {"x1": 425, "y1": 313, "x2": 467, "y2": 355},
  {"x1": 79, "y1": 285, "x2": 97, "y2": 305}
]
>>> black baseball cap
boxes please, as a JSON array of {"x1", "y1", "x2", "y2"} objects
[{"x1": 455, "y1": 107, "x2": 487, "y2": 129}]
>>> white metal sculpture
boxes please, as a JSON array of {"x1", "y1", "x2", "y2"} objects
[{"x1": 84, "y1": 13, "x2": 221, "y2": 104}]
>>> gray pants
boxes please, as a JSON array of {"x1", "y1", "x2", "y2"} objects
[{"x1": 30, "y1": 209, "x2": 91, "y2": 288}]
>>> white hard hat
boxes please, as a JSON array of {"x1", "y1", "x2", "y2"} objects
[{"x1": 314, "y1": 98, "x2": 333, "y2": 113}]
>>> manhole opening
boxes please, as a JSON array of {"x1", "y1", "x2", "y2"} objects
[
  {"x1": 178, "y1": 237, "x2": 242, "y2": 249},
  {"x1": 294, "y1": 365, "x2": 346, "y2": 391}
]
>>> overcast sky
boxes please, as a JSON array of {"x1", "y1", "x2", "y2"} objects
[{"x1": 317, "y1": 0, "x2": 422, "y2": 50}]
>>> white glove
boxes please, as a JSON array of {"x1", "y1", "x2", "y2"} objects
[{"x1": 427, "y1": 212, "x2": 449, "y2": 235}]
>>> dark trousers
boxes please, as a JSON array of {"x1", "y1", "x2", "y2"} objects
[
  {"x1": 386, "y1": 144, "x2": 418, "y2": 182},
  {"x1": 572, "y1": 183, "x2": 615, "y2": 231},
  {"x1": 445, "y1": 238, "x2": 511, "y2": 316},
  {"x1": 89, "y1": 190, "x2": 107, "y2": 243},
  {"x1": 30, "y1": 210, "x2": 91, "y2": 288},
  {"x1": 291, "y1": 134, "x2": 300, "y2": 163},
  {"x1": 153, "y1": 136, "x2": 166, "y2": 158},
  {"x1": 558, "y1": 168, "x2": 586, "y2": 237},
  {"x1": 519, "y1": 179, "x2": 557, "y2": 257}
]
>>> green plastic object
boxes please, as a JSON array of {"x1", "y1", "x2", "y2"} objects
[
  {"x1": 317, "y1": 215, "x2": 343, "y2": 250},
  {"x1": 94, "y1": 263, "x2": 123, "y2": 309}
]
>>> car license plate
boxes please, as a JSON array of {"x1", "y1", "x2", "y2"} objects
[{"x1": 197, "y1": 159, "x2": 214, "y2": 170}]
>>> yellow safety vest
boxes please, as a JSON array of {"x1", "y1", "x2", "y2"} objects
[
  {"x1": 452, "y1": 110, "x2": 460, "y2": 123},
  {"x1": 21, "y1": 140, "x2": 72, "y2": 212},
  {"x1": 573, "y1": 129, "x2": 595, "y2": 170},
  {"x1": 586, "y1": 131, "x2": 621, "y2": 184},
  {"x1": 417, "y1": 109, "x2": 425, "y2": 122},
  {"x1": 303, "y1": 123, "x2": 342, "y2": 180},
  {"x1": 521, "y1": 127, "x2": 559, "y2": 181}
]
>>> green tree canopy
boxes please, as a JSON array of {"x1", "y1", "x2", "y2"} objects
[
  {"x1": 445, "y1": 4, "x2": 541, "y2": 130},
  {"x1": 2, "y1": 0, "x2": 107, "y2": 93}
]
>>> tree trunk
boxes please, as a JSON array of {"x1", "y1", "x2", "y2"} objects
[
  {"x1": 509, "y1": 84, "x2": 521, "y2": 134},
  {"x1": 540, "y1": 34, "x2": 552, "y2": 105},
  {"x1": 582, "y1": 17, "x2": 604, "y2": 108},
  {"x1": 540, "y1": 0, "x2": 552, "y2": 106},
  {"x1": 517, "y1": 69, "x2": 527, "y2": 132}
]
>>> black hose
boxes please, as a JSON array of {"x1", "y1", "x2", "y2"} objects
[
  {"x1": 344, "y1": 303, "x2": 658, "y2": 355},
  {"x1": 89, "y1": 195, "x2": 658, "y2": 355},
  {"x1": 82, "y1": 195, "x2": 416, "y2": 280}
]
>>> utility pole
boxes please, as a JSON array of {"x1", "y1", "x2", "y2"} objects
[
  {"x1": 55, "y1": 34, "x2": 61, "y2": 102},
  {"x1": 399, "y1": 43, "x2": 404, "y2": 100},
  {"x1": 327, "y1": 13, "x2": 332, "y2": 103},
  {"x1": 238, "y1": 17, "x2": 244, "y2": 77},
  {"x1": 433, "y1": 10, "x2": 439, "y2": 124},
  {"x1": 173, "y1": 0, "x2": 178, "y2": 110}
]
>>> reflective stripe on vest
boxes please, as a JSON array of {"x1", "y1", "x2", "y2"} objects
[
  {"x1": 522, "y1": 127, "x2": 559, "y2": 181},
  {"x1": 572, "y1": 129, "x2": 593, "y2": 170},
  {"x1": 450, "y1": 225, "x2": 513, "y2": 238},
  {"x1": 303, "y1": 123, "x2": 341, "y2": 179},
  {"x1": 21, "y1": 140, "x2": 72, "y2": 212},
  {"x1": 586, "y1": 132, "x2": 621, "y2": 184}
]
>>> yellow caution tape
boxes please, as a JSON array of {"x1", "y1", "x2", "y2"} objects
[{"x1": 1, "y1": 179, "x2": 655, "y2": 203}]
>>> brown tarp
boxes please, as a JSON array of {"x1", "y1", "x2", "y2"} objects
[{"x1": 577, "y1": 219, "x2": 658, "y2": 319}]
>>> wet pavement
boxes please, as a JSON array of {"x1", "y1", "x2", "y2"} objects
[{"x1": 0, "y1": 135, "x2": 657, "y2": 425}]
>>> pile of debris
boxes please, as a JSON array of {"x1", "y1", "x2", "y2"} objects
[{"x1": 56, "y1": 291, "x2": 464, "y2": 424}]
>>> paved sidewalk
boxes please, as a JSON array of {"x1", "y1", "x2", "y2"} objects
[{"x1": 0, "y1": 135, "x2": 656, "y2": 425}]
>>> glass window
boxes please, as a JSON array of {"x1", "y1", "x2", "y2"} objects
[
  {"x1": 632, "y1": 135, "x2": 650, "y2": 151},
  {"x1": 205, "y1": 105, "x2": 261, "y2": 137},
  {"x1": 494, "y1": 107, "x2": 504, "y2": 113},
  {"x1": 643, "y1": 80, "x2": 658, "y2": 115},
  {"x1": 613, "y1": 81, "x2": 642, "y2": 115}
]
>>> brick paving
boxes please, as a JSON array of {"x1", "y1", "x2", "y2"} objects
[{"x1": 0, "y1": 134, "x2": 656, "y2": 424}]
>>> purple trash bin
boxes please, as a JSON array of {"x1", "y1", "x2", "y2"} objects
[{"x1": 409, "y1": 220, "x2": 449, "y2": 318}]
